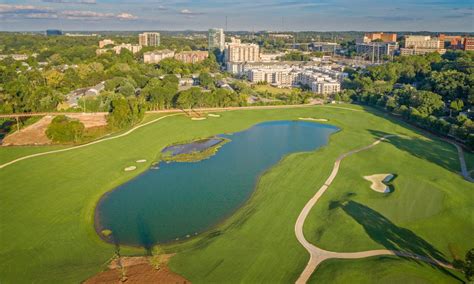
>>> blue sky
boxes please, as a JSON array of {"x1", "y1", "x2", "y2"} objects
[{"x1": 0, "y1": 0, "x2": 472, "y2": 31}]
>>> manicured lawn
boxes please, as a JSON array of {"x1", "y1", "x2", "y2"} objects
[
  {"x1": 0, "y1": 105, "x2": 472, "y2": 283},
  {"x1": 309, "y1": 256, "x2": 465, "y2": 283}
]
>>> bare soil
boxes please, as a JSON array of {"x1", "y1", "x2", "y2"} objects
[
  {"x1": 2, "y1": 113, "x2": 107, "y2": 146},
  {"x1": 84, "y1": 256, "x2": 189, "y2": 284}
]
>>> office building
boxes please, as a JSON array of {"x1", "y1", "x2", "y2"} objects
[
  {"x1": 46, "y1": 29, "x2": 62, "y2": 36},
  {"x1": 355, "y1": 42, "x2": 398, "y2": 62},
  {"x1": 401, "y1": 35, "x2": 445, "y2": 55},
  {"x1": 174, "y1": 51, "x2": 209, "y2": 64},
  {"x1": 208, "y1": 28, "x2": 225, "y2": 51},
  {"x1": 139, "y1": 32, "x2": 160, "y2": 47},
  {"x1": 143, "y1": 50, "x2": 175, "y2": 64},
  {"x1": 310, "y1": 42, "x2": 340, "y2": 53}
]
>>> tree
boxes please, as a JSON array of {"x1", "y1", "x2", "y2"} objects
[
  {"x1": 408, "y1": 90, "x2": 444, "y2": 116},
  {"x1": 453, "y1": 248, "x2": 474, "y2": 281},
  {"x1": 46, "y1": 115, "x2": 84, "y2": 143},
  {"x1": 450, "y1": 99, "x2": 464, "y2": 113},
  {"x1": 199, "y1": 72, "x2": 214, "y2": 89}
]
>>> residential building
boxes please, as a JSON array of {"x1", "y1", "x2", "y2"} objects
[
  {"x1": 174, "y1": 51, "x2": 209, "y2": 64},
  {"x1": 245, "y1": 64, "x2": 345, "y2": 95},
  {"x1": 208, "y1": 28, "x2": 225, "y2": 51},
  {"x1": 464, "y1": 37, "x2": 474, "y2": 51},
  {"x1": 113, "y1": 44, "x2": 142, "y2": 54},
  {"x1": 355, "y1": 42, "x2": 398, "y2": 62},
  {"x1": 139, "y1": 32, "x2": 160, "y2": 47},
  {"x1": 361, "y1": 32, "x2": 397, "y2": 43},
  {"x1": 46, "y1": 29, "x2": 62, "y2": 36},
  {"x1": 312, "y1": 81, "x2": 340, "y2": 95},
  {"x1": 143, "y1": 50, "x2": 175, "y2": 64},
  {"x1": 0, "y1": 54, "x2": 29, "y2": 61},
  {"x1": 225, "y1": 37, "x2": 260, "y2": 72},
  {"x1": 401, "y1": 35, "x2": 445, "y2": 55},
  {"x1": 99, "y1": 39, "x2": 115, "y2": 48}
]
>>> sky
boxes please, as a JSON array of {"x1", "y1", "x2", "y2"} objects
[{"x1": 0, "y1": 0, "x2": 473, "y2": 32}]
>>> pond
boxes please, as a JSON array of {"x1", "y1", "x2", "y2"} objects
[{"x1": 95, "y1": 120, "x2": 338, "y2": 247}]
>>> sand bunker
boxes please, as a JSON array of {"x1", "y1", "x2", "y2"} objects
[
  {"x1": 364, "y1": 174, "x2": 394, "y2": 193},
  {"x1": 124, "y1": 166, "x2": 137, "y2": 172},
  {"x1": 191, "y1": 117, "x2": 207, "y2": 121},
  {"x1": 136, "y1": 159, "x2": 147, "y2": 163},
  {"x1": 208, "y1": 114, "x2": 221, "y2": 117},
  {"x1": 298, "y1": 117, "x2": 328, "y2": 122}
]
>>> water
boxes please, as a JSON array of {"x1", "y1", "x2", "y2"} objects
[{"x1": 95, "y1": 120, "x2": 338, "y2": 247}]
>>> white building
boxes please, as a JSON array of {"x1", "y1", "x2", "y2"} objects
[{"x1": 99, "y1": 39, "x2": 115, "y2": 48}]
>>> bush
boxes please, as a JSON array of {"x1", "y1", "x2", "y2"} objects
[{"x1": 46, "y1": 115, "x2": 84, "y2": 143}]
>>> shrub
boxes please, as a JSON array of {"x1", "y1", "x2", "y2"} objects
[{"x1": 46, "y1": 115, "x2": 85, "y2": 143}]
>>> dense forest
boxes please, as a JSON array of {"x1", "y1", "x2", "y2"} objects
[{"x1": 339, "y1": 50, "x2": 474, "y2": 146}]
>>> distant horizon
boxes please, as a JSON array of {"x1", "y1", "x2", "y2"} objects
[{"x1": 1, "y1": 0, "x2": 472, "y2": 32}]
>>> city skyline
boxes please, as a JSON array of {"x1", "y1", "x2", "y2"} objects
[{"x1": 0, "y1": 0, "x2": 473, "y2": 32}]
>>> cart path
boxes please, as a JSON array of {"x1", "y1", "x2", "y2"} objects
[
  {"x1": 0, "y1": 104, "x2": 363, "y2": 170},
  {"x1": 294, "y1": 135, "x2": 453, "y2": 284}
]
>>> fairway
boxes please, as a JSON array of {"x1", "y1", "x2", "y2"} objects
[{"x1": 0, "y1": 105, "x2": 473, "y2": 283}]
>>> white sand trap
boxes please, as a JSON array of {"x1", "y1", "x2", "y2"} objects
[
  {"x1": 298, "y1": 117, "x2": 328, "y2": 122},
  {"x1": 191, "y1": 117, "x2": 207, "y2": 121},
  {"x1": 364, "y1": 174, "x2": 394, "y2": 193},
  {"x1": 208, "y1": 114, "x2": 221, "y2": 117},
  {"x1": 136, "y1": 159, "x2": 147, "y2": 163},
  {"x1": 124, "y1": 166, "x2": 137, "y2": 172}
]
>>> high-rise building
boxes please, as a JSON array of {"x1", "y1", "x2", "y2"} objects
[
  {"x1": 225, "y1": 37, "x2": 260, "y2": 63},
  {"x1": 463, "y1": 37, "x2": 474, "y2": 51},
  {"x1": 139, "y1": 32, "x2": 160, "y2": 47},
  {"x1": 208, "y1": 28, "x2": 225, "y2": 51},
  {"x1": 46, "y1": 29, "x2": 62, "y2": 36}
]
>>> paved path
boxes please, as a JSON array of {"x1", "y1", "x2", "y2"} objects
[
  {"x1": 0, "y1": 113, "x2": 182, "y2": 169},
  {"x1": 446, "y1": 140, "x2": 474, "y2": 182},
  {"x1": 294, "y1": 135, "x2": 453, "y2": 284}
]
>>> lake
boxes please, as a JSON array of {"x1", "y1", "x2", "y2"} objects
[{"x1": 95, "y1": 120, "x2": 338, "y2": 247}]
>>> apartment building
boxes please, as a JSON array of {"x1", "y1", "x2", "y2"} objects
[
  {"x1": 361, "y1": 32, "x2": 397, "y2": 43},
  {"x1": 113, "y1": 44, "x2": 142, "y2": 54},
  {"x1": 174, "y1": 51, "x2": 209, "y2": 64},
  {"x1": 139, "y1": 32, "x2": 160, "y2": 47},
  {"x1": 464, "y1": 37, "x2": 474, "y2": 51},
  {"x1": 355, "y1": 42, "x2": 398, "y2": 62},
  {"x1": 143, "y1": 50, "x2": 175, "y2": 64}
]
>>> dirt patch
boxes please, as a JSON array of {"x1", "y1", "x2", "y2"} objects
[
  {"x1": 84, "y1": 256, "x2": 189, "y2": 284},
  {"x1": 2, "y1": 113, "x2": 107, "y2": 146}
]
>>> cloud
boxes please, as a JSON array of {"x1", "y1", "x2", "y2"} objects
[
  {"x1": 41, "y1": 0, "x2": 97, "y2": 4},
  {"x1": 0, "y1": 4, "x2": 136, "y2": 20},
  {"x1": 179, "y1": 9, "x2": 204, "y2": 15}
]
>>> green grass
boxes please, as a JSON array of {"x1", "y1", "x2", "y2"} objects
[
  {"x1": 0, "y1": 105, "x2": 472, "y2": 283},
  {"x1": 253, "y1": 84, "x2": 294, "y2": 94},
  {"x1": 309, "y1": 256, "x2": 465, "y2": 283}
]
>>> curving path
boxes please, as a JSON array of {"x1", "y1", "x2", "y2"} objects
[
  {"x1": 0, "y1": 113, "x2": 182, "y2": 169},
  {"x1": 447, "y1": 140, "x2": 474, "y2": 183},
  {"x1": 294, "y1": 135, "x2": 453, "y2": 284}
]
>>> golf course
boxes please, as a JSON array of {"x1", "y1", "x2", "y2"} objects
[{"x1": 0, "y1": 104, "x2": 473, "y2": 283}]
